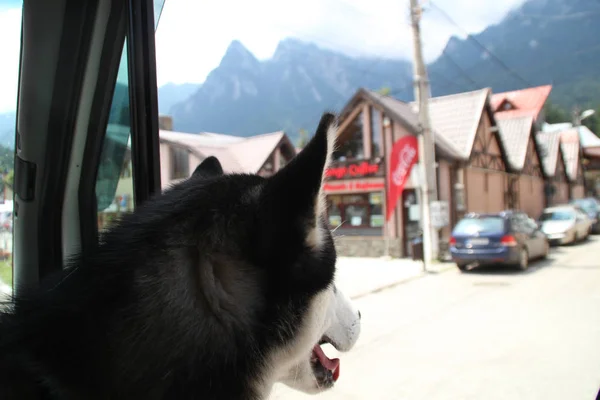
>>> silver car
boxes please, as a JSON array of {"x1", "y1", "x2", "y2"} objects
[{"x1": 539, "y1": 205, "x2": 593, "y2": 245}]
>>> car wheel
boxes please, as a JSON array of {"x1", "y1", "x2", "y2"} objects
[{"x1": 517, "y1": 248, "x2": 529, "y2": 271}]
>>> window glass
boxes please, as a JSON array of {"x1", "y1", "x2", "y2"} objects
[
  {"x1": 540, "y1": 209, "x2": 575, "y2": 222},
  {"x1": 96, "y1": 42, "x2": 134, "y2": 232},
  {"x1": 370, "y1": 107, "x2": 383, "y2": 158},
  {"x1": 325, "y1": 192, "x2": 384, "y2": 235},
  {"x1": 95, "y1": 0, "x2": 166, "y2": 232},
  {"x1": 333, "y1": 111, "x2": 365, "y2": 161},
  {"x1": 453, "y1": 216, "x2": 506, "y2": 235}
]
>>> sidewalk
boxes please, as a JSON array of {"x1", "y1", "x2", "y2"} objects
[{"x1": 335, "y1": 256, "x2": 456, "y2": 299}]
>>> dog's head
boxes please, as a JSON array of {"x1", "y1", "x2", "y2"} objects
[{"x1": 186, "y1": 113, "x2": 361, "y2": 396}]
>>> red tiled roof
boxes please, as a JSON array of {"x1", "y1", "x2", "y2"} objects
[{"x1": 491, "y1": 85, "x2": 552, "y2": 120}]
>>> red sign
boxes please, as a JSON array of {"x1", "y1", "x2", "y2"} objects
[
  {"x1": 323, "y1": 181, "x2": 385, "y2": 192},
  {"x1": 325, "y1": 161, "x2": 381, "y2": 180},
  {"x1": 386, "y1": 136, "x2": 419, "y2": 221}
]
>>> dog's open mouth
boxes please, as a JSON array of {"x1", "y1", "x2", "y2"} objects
[{"x1": 310, "y1": 337, "x2": 340, "y2": 388}]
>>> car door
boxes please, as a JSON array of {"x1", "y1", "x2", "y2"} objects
[
  {"x1": 525, "y1": 216, "x2": 546, "y2": 257},
  {"x1": 509, "y1": 214, "x2": 528, "y2": 252},
  {"x1": 515, "y1": 213, "x2": 538, "y2": 257},
  {"x1": 12, "y1": 0, "x2": 164, "y2": 293},
  {"x1": 577, "y1": 209, "x2": 591, "y2": 236}
]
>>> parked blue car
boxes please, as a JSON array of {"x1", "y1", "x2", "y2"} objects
[{"x1": 449, "y1": 210, "x2": 549, "y2": 272}]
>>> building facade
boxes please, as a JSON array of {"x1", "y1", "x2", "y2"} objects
[
  {"x1": 497, "y1": 115, "x2": 546, "y2": 219},
  {"x1": 537, "y1": 131, "x2": 570, "y2": 206},
  {"x1": 324, "y1": 88, "x2": 513, "y2": 258}
]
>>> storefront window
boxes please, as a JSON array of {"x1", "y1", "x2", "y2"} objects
[
  {"x1": 333, "y1": 111, "x2": 365, "y2": 161},
  {"x1": 370, "y1": 107, "x2": 383, "y2": 158},
  {"x1": 327, "y1": 192, "x2": 384, "y2": 236}
]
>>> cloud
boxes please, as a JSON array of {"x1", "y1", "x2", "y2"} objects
[
  {"x1": 1, "y1": 0, "x2": 527, "y2": 112},
  {"x1": 155, "y1": 0, "x2": 526, "y2": 86}
]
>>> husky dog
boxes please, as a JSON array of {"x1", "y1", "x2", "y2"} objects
[{"x1": 0, "y1": 113, "x2": 361, "y2": 399}]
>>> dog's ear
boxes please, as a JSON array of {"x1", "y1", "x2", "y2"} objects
[
  {"x1": 258, "y1": 112, "x2": 337, "y2": 252},
  {"x1": 192, "y1": 156, "x2": 224, "y2": 179}
]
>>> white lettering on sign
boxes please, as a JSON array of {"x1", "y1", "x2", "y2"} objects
[{"x1": 392, "y1": 145, "x2": 418, "y2": 186}]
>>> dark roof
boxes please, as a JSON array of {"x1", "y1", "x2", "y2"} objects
[{"x1": 342, "y1": 89, "x2": 464, "y2": 160}]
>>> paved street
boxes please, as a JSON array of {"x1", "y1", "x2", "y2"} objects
[{"x1": 270, "y1": 237, "x2": 600, "y2": 400}]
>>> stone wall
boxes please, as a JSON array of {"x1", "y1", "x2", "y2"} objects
[{"x1": 333, "y1": 236, "x2": 403, "y2": 258}]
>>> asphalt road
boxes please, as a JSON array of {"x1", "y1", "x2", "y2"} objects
[{"x1": 270, "y1": 236, "x2": 600, "y2": 400}]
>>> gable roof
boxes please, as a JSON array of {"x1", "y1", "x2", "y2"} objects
[
  {"x1": 409, "y1": 88, "x2": 492, "y2": 160},
  {"x1": 496, "y1": 115, "x2": 535, "y2": 171},
  {"x1": 536, "y1": 130, "x2": 563, "y2": 177},
  {"x1": 341, "y1": 89, "x2": 463, "y2": 160},
  {"x1": 159, "y1": 130, "x2": 294, "y2": 174},
  {"x1": 491, "y1": 85, "x2": 552, "y2": 120},
  {"x1": 559, "y1": 128, "x2": 581, "y2": 182}
]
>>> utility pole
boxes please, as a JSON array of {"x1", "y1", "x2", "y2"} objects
[{"x1": 409, "y1": 0, "x2": 439, "y2": 269}]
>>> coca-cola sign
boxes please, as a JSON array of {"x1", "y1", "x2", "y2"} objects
[
  {"x1": 386, "y1": 136, "x2": 419, "y2": 221},
  {"x1": 325, "y1": 161, "x2": 382, "y2": 180},
  {"x1": 392, "y1": 145, "x2": 418, "y2": 186}
]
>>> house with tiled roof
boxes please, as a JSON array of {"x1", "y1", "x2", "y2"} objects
[
  {"x1": 491, "y1": 85, "x2": 561, "y2": 214},
  {"x1": 321, "y1": 88, "x2": 467, "y2": 258},
  {"x1": 536, "y1": 131, "x2": 570, "y2": 206},
  {"x1": 491, "y1": 85, "x2": 552, "y2": 126},
  {"x1": 496, "y1": 115, "x2": 546, "y2": 218},
  {"x1": 158, "y1": 124, "x2": 296, "y2": 189},
  {"x1": 412, "y1": 88, "x2": 511, "y2": 220},
  {"x1": 544, "y1": 122, "x2": 600, "y2": 197},
  {"x1": 558, "y1": 128, "x2": 585, "y2": 199},
  {"x1": 324, "y1": 87, "x2": 512, "y2": 258}
]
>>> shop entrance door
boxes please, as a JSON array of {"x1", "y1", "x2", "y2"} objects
[{"x1": 402, "y1": 189, "x2": 421, "y2": 257}]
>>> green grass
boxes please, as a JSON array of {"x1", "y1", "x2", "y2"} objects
[{"x1": 0, "y1": 258, "x2": 12, "y2": 288}]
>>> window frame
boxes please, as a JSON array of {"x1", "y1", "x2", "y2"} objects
[{"x1": 13, "y1": 0, "x2": 162, "y2": 290}]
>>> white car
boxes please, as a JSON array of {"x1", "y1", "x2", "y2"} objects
[{"x1": 539, "y1": 205, "x2": 592, "y2": 245}]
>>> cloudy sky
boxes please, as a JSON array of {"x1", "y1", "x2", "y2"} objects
[{"x1": 0, "y1": 0, "x2": 526, "y2": 113}]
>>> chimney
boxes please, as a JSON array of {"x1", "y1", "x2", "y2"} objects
[{"x1": 159, "y1": 115, "x2": 173, "y2": 131}]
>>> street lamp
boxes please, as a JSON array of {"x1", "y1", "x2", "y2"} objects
[
  {"x1": 580, "y1": 109, "x2": 596, "y2": 122},
  {"x1": 574, "y1": 108, "x2": 595, "y2": 126}
]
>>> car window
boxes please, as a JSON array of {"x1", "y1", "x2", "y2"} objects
[
  {"x1": 453, "y1": 216, "x2": 505, "y2": 235},
  {"x1": 540, "y1": 209, "x2": 575, "y2": 221},
  {"x1": 95, "y1": 0, "x2": 165, "y2": 233},
  {"x1": 96, "y1": 42, "x2": 134, "y2": 232}
]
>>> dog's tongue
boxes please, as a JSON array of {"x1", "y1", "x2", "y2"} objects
[{"x1": 313, "y1": 344, "x2": 340, "y2": 380}]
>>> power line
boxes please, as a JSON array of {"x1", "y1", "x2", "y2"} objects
[
  {"x1": 439, "y1": 50, "x2": 479, "y2": 89},
  {"x1": 429, "y1": 1, "x2": 532, "y2": 88}
]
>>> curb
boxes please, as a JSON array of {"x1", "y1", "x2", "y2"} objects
[{"x1": 350, "y1": 262, "x2": 457, "y2": 300}]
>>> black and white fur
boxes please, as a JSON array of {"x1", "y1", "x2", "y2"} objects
[{"x1": 0, "y1": 113, "x2": 361, "y2": 399}]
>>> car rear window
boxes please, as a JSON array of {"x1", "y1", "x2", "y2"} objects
[
  {"x1": 453, "y1": 216, "x2": 505, "y2": 235},
  {"x1": 540, "y1": 209, "x2": 575, "y2": 221}
]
